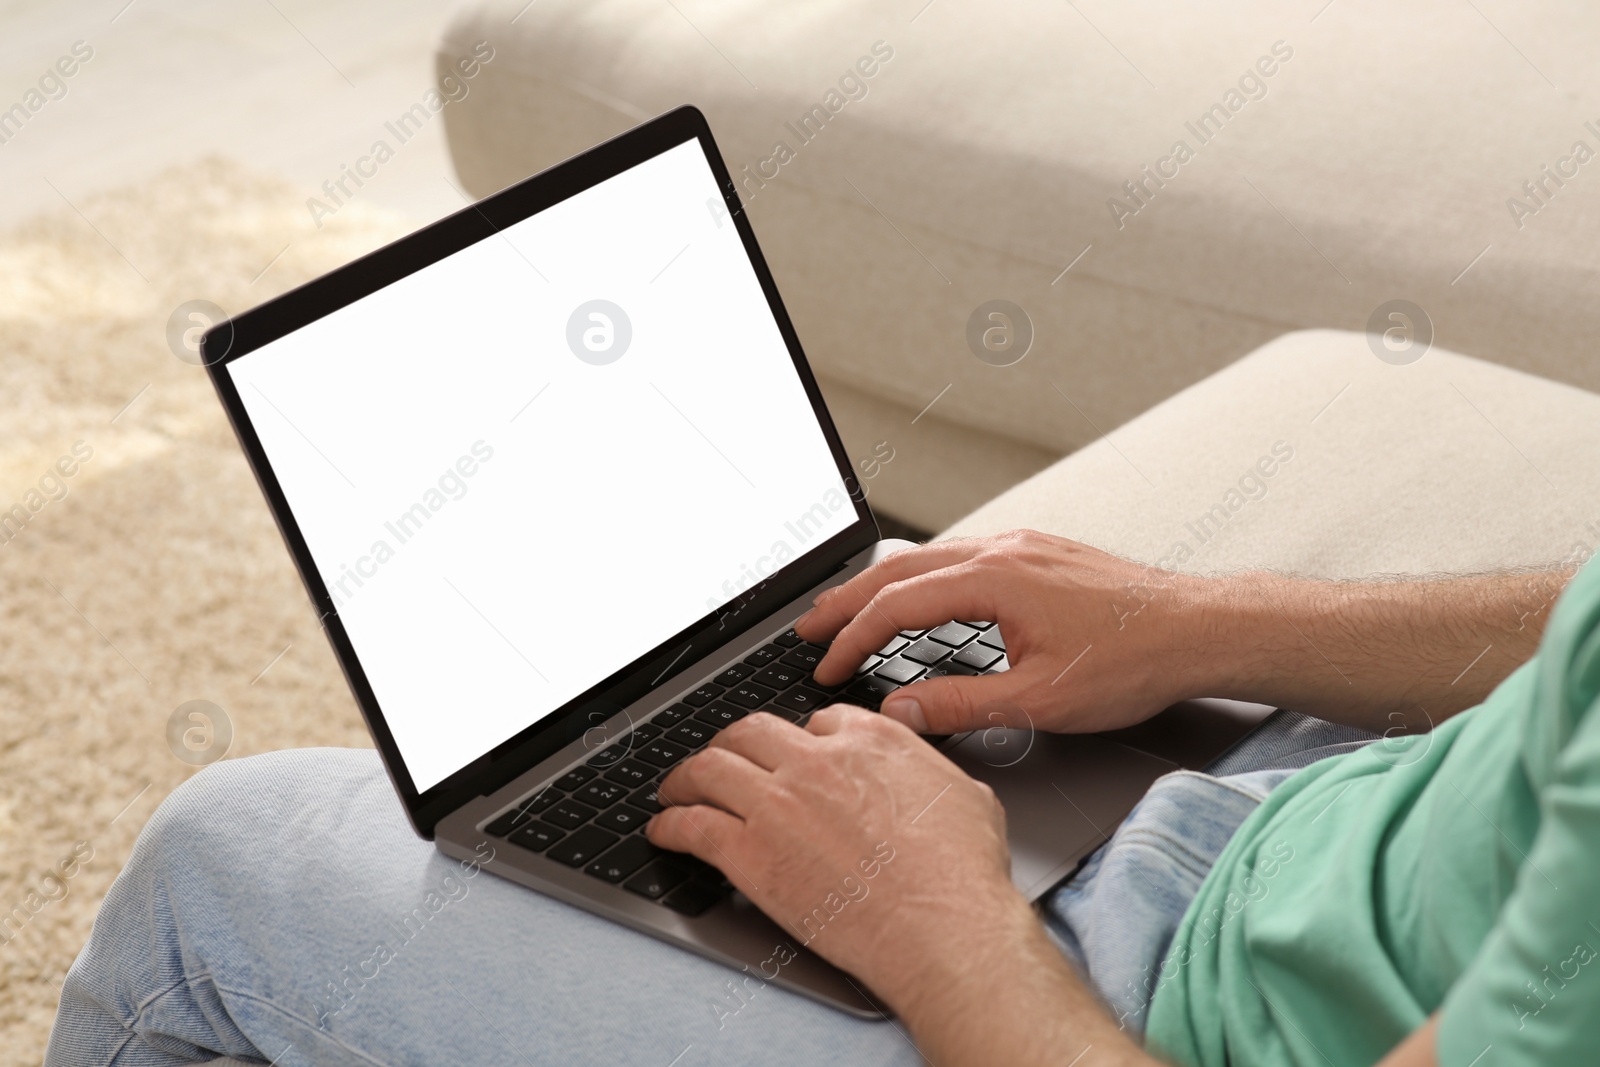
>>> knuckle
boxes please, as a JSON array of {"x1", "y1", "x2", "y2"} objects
[
  {"x1": 867, "y1": 579, "x2": 901, "y2": 610},
  {"x1": 719, "y1": 715, "x2": 760, "y2": 742},
  {"x1": 807, "y1": 704, "x2": 845, "y2": 732},
  {"x1": 882, "y1": 543, "x2": 922, "y2": 569},
  {"x1": 693, "y1": 746, "x2": 735, "y2": 775},
  {"x1": 748, "y1": 709, "x2": 786, "y2": 730},
  {"x1": 844, "y1": 703, "x2": 881, "y2": 727}
]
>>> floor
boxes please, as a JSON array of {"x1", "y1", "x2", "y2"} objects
[
  {"x1": 0, "y1": 0, "x2": 462, "y2": 231},
  {"x1": 0, "y1": 4, "x2": 478, "y2": 1059}
]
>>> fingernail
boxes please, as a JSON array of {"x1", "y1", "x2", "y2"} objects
[{"x1": 884, "y1": 697, "x2": 928, "y2": 733}]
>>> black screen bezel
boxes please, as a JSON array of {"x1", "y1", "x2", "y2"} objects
[{"x1": 202, "y1": 106, "x2": 877, "y2": 837}]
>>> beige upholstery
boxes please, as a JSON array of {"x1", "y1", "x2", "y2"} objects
[
  {"x1": 438, "y1": 0, "x2": 1600, "y2": 529},
  {"x1": 944, "y1": 329, "x2": 1600, "y2": 577}
]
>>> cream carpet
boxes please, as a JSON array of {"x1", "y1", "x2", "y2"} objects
[{"x1": 0, "y1": 159, "x2": 418, "y2": 1064}]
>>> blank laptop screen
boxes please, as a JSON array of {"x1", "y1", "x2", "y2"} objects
[{"x1": 225, "y1": 140, "x2": 855, "y2": 791}]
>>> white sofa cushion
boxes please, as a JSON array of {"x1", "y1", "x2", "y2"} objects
[{"x1": 944, "y1": 329, "x2": 1600, "y2": 578}]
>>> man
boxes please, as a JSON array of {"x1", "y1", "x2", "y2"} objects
[{"x1": 48, "y1": 531, "x2": 1598, "y2": 1066}]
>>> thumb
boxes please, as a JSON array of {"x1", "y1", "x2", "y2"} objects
[{"x1": 881, "y1": 669, "x2": 1038, "y2": 735}]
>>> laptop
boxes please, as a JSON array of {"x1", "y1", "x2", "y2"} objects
[{"x1": 202, "y1": 106, "x2": 1273, "y2": 1018}]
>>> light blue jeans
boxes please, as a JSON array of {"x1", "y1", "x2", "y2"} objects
[{"x1": 46, "y1": 713, "x2": 1371, "y2": 1066}]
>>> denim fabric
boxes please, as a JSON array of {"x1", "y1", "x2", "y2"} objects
[
  {"x1": 47, "y1": 714, "x2": 1370, "y2": 1065},
  {"x1": 1040, "y1": 710, "x2": 1376, "y2": 1039}
]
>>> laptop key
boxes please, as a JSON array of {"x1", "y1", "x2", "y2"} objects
[
  {"x1": 554, "y1": 767, "x2": 597, "y2": 791},
  {"x1": 508, "y1": 825, "x2": 572, "y2": 857},
  {"x1": 487, "y1": 790, "x2": 559, "y2": 836},
  {"x1": 808, "y1": 670, "x2": 848, "y2": 693},
  {"x1": 773, "y1": 628, "x2": 803, "y2": 648},
  {"x1": 595, "y1": 804, "x2": 651, "y2": 835},
  {"x1": 964, "y1": 620, "x2": 995, "y2": 630},
  {"x1": 511, "y1": 788, "x2": 563, "y2": 820},
  {"x1": 528, "y1": 785, "x2": 565, "y2": 807},
  {"x1": 624, "y1": 855, "x2": 696, "y2": 899},
  {"x1": 751, "y1": 663, "x2": 805, "y2": 690},
  {"x1": 723, "y1": 682, "x2": 776, "y2": 709},
  {"x1": 602, "y1": 758, "x2": 657, "y2": 788},
  {"x1": 662, "y1": 879, "x2": 726, "y2": 917},
  {"x1": 926, "y1": 660, "x2": 981, "y2": 678},
  {"x1": 694, "y1": 702, "x2": 748, "y2": 728},
  {"x1": 545, "y1": 799, "x2": 599, "y2": 830},
  {"x1": 874, "y1": 657, "x2": 926, "y2": 685},
  {"x1": 625, "y1": 782, "x2": 663, "y2": 814},
  {"x1": 779, "y1": 645, "x2": 824, "y2": 671},
  {"x1": 666, "y1": 720, "x2": 716, "y2": 749},
  {"x1": 743, "y1": 643, "x2": 785, "y2": 667},
  {"x1": 953, "y1": 643, "x2": 1003, "y2": 671},
  {"x1": 508, "y1": 820, "x2": 566, "y2": 853},
  {"x1": 546, "y1": 825, "x2": 619, "y2": 867},
  {"x1": 574, "y1": 780, "x2": 628, "y2": 808},
  {"x1": 683, "y1": 684, "x2": 724, "y2": 707},
  {"x1": 929, "y1": 622, "x2": 981, "y2": 648},
  {"x1": 637, "y1": 738, "x2": 692, "y2": 769},
  {"x1": 977, "y1": 628, "x2": 1006, "y2": 651},
  {"x1": 630, "y1": 723, "x2": 663, "y2": 745},
  {"x1": 901, "y1": 639, "x2": 950, "y2": 666},
  {"x1": 763, "y1": 705, "x2": 804, "y2": 723},
  {"x1": 772, "y1": 686, "x2": 832, "y2": 715},
  {"x1": 652, "y1": 703, "x2": 694, "y2": 727},
  {"x1": 875, "y1": 636, "x2": 908, "y2": 657},
  {"x1": 713, "y1": 664, "x2": 754, "y2": 687},
  {"x1": 846, "y1": 675, "x2": 900, "y2": 707},
  {"x1": 899, "y1": 628, "x2": 928, "y2": 640},
  {"x1": 684, "y1": 855, "x2": 728, "y2": 886},
  {"x1": 585, "y1": 743, "x2": 629, "y2": 768},
  {"x1": 483, "y1": 808, "x2": 529, "y2": 837},
  {"x1": 585, "y1": 835, "x2": 662, "y2": 883},
  {"x1": 855, "y1": 654, "x2": 884, "y2": 676}
]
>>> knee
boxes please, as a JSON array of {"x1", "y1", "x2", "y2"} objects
[{"x1": 139, "y1": 748, "x2": 382, "y2": 874}]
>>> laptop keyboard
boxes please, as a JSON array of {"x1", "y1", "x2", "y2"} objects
[{"x1": 479, "y1": 620, "x2": 1008, "y2": 917}]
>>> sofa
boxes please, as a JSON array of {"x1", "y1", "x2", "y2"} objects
[{"x1": 436, "y1": 0, "x2": 1600, "y2": 533}]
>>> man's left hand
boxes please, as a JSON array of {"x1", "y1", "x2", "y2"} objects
[{"x1": 646, "y1": 706, "x2": 1020, "y2": 1007}]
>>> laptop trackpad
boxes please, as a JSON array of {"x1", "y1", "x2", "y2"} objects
[{"x1": 944, "y1": 730, "x2": 1179, "y2": 902}]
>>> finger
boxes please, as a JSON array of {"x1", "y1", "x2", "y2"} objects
[
  {"x1": 646, "y1": 804, "x2": 748, "y2": 885},
  {"x1": 795, "y1": 540, "x2": 982, "y2": 642},
  {"x1": 880, "y1": 667, "x2": 1042, "y2": 735},
  {"x1": 657, "y1": 745, "x2": 771, "y2": 818},
  {"x1": 804, "y1": 701, "x2": 875, "y2": 736},
  {"x1": 711, "y1": 711, "x2": 811, "y2": 771},
  {"x1": 813, "y1": 564, "x2": 997, "y2": 685}
]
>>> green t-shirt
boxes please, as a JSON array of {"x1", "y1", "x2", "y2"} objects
[{"x1": 1145, "y1": 554, "x2": 1600, "y2": 1066}]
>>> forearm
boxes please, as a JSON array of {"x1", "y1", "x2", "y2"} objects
[
  {"x1": 1186, "y1": 568, "x2": 1574, "y2": 733},
  {"x1": 891, "y1": 892, "x2": 1156, "y2": 1067}
]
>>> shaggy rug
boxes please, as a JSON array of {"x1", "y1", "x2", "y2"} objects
[{"x1": 0, "y1": 159, "x2": 417, "y2": 1064}]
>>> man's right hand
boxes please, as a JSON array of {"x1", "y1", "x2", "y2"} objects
[
  {"x1": 796, "y1": 530, "x2": 1215, "y2": 737},
  {"x1": 798, "y1": 529, "x2": 1573, "y2": 739}
]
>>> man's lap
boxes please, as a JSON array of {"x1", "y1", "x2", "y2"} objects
[
  {"x1": 48, "y1": 715, "x2": 1372, "y2": 1066},
  {"x1": 47, "y1": 749, "x2": 923, "y2": 1067}
]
